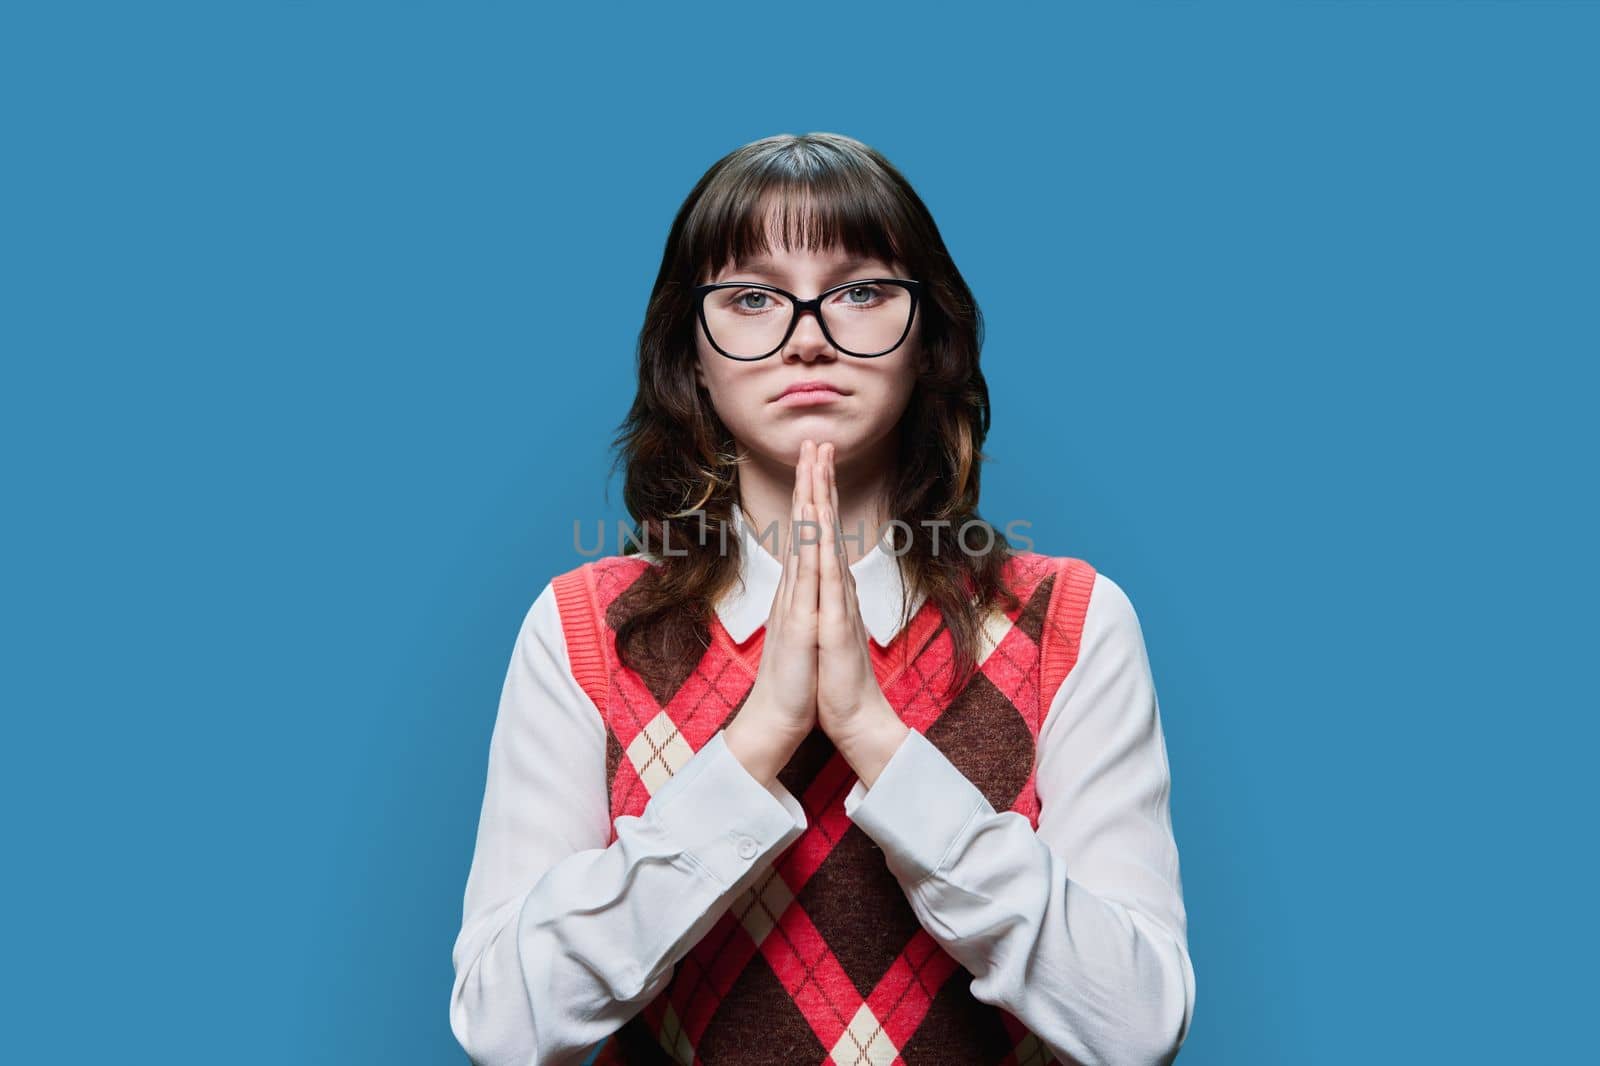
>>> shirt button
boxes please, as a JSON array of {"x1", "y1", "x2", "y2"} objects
[{"x1": 735, "y1": 835, "x2": 758, "y2": 860}]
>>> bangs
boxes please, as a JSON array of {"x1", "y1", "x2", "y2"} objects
[{"x1": 682, "y1": 149, "x2": 913, "y2": 285}]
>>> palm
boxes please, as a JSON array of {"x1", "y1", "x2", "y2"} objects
[
  {"x1": 809, "y1": 445, "x2": 892, "y2": 740},
  {"x1": 750, "y1": 439, "x2": 894, "y2": 750},
  {"x1": 817, "y1": 614, "x2": 875, "y2": 732}
]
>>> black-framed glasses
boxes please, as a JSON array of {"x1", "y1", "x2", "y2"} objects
[{"x1": 692, "y1": 277, "x2": 922, "y2": 361}]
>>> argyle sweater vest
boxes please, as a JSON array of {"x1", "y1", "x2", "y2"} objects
[{"x1": 551, "y1": 550, "x2": 1097, "y2": 1066}]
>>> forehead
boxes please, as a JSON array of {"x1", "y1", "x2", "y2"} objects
[
  {"x1": 720, "y1": 245, "x2": 895, "y2": 281},
  {"x1": 697, "y1": 191, "x2": 904, "y2": 282},
  {"x1": 713, "y1": 212, "x2": 897, "y2": 280}
]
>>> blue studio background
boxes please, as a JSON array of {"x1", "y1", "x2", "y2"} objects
[{"x1": 4, "y1": 3, "x2": 1595, "y2": 1063}]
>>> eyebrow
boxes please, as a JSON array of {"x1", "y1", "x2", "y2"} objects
[{"x1": 722, "y1": 255, "x2": 892, "y2": 283}]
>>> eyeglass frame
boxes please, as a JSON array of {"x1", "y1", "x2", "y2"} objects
[{"x1": 691, "y1": 277, "x2": 924, "y2": 361}]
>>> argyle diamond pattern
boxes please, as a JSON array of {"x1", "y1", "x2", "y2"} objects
[{"x1": 578, "y1": 551, "x2": 1091, "y2": 1065}]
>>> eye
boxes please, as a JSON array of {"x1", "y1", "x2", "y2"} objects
[
  {"x1": 716, "y1": 288, "x2": 778, "y2": 313},
  {"x1": 834, "y1": 284, "x2": 883, "y2": 307}
]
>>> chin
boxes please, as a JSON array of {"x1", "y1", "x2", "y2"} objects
[
  {"x1": 734, "y1": 411, "x2": 892, "y2": 467},
  {"x1": 785, "y1": 431, "x2": 877, "y2": 466}
]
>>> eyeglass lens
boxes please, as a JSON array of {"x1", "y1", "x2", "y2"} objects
[{"x1": 702, "y1": 282, "x2": 912, "y2": 358}]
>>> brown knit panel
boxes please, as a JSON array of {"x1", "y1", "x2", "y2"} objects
[
  {"x1": 604, "y1": 566, "x2": 708, "y2": 706},
  {"x1": 794, "y1": 822, "x2": 926, "y2": 999},
  {"x1": 899, "y1": 970, "x2": 1019, "y2": 1065},
  {"x1": 1013, "y1": 571, "x2": 1057, "y2": 646},
  {"x1": 695, "y1": 953, "x2": 829, "y2": 1064},
  {"x1": 924, "y1": 670, "x2": 1037, "y2": 816},
  {"x1": 776, "y1": 725, "x2": 838, "y2": 798}
]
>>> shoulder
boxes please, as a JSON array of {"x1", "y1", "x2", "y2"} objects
[
  {"x1": 1022, "y1": 557, "x2": 1154, "y2": 707},
  {"x1": 523, "y1": 553, "x2": 668, "y2": 652},
  {"x1": 549, "y1": 552, "x2": 658, "y2": 584},
  {"x1": 543, "y1": 553, "x2": 658, "y2": 608},
  {"x1": 1081, "y1": 568, "x2": 1143, "y2": 640},
  {"x1": 1026, "y1": 553, "x2": 1143, "y2": 640},
  {"x1": 1009, "y1": 552, "x2": 1149, "y2": 655},
  {"x1": 999, "y1": 550, "x2": 1099, "y2": 612},
  {"x1": 1074, "y1": 566, "x2": 1151, "y2": 670},
  {"x1": 513, "y1": 556, "x2": 661, "y2": 704}
]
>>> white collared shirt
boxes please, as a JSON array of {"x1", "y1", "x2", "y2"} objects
[{"x1": 450, "y1": 513, "x2": 1196, "y2": 1065}]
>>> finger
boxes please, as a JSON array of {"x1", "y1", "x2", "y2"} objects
[
  {"x1": 826, "y1": 444, "x2": 841, "y2": 540},
  {"x1": 813, "y1": 449, "x2": 834, "y2": 615},
  {"x1": 771, "y1": 524, "x2": 793, "y2": 629},
  {"x1": 844, "y1": 551, "x2": 870, "y2": 645},
  {"x1": 819, "y1": 494, "x2": 844, "y2": 638},
  {"x1": 819, "y1": 441, "x2": 844, "y2": 569},
  {"x1": 821, "y1": 447, "x2": 863, "y2": 641},
  {"x1": 781, "y1": 446, "x2": 810, "y2": 616},
  {"x1": 797, "y1": 500, "x2": 820, "y2": 625},
  {"x1": 797, "y1": 440, "x2": 816, "y2": 519},
  {"x1": 812, "y1": 444, "x2": 829, "y2": 547},
  {"x1": 792, "y1": 441, "x2": 818, "y2": 600},
  {"x1": 829, "y1": 446, "x2": 849, "y2": 575},
  {"x1": 826, "y1": 449, "x2": 847, "y2": 570}
]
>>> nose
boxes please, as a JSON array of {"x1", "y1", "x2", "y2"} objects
[{"x1": 782, "y1": 305, "x2": 837, "y2": 364}]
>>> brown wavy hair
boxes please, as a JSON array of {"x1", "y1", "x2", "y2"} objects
[{"x1": 609, "y1": 132, "x2": 1022, "y2": 701}]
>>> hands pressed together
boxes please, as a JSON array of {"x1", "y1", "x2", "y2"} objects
[{"x1": 722, "y1": 440, "x2": 912, "y2": 791}]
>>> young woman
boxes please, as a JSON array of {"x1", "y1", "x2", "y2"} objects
[{"x1": 450, "y1": 132, "x2": 1196, "y2": 1066}]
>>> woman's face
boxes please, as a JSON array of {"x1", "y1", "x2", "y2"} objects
[{"x1": 694, "y1": 239, "x2": 922, "y2": 473}]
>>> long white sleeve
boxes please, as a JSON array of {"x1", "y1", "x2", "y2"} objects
[
  {"x1": 449, "y1": 581, "x2": 809, "y2": 1066},
  {"x1": 843, "y1": 571, "x2": 1195, "y2": 1066}
]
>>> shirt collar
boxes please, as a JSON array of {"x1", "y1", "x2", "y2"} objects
[{"x1": 718, "y1": 502, "x2": 926, "y2": 647}]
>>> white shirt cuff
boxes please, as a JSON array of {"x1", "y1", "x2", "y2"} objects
[
  {"x1": 644, "y1": 729, "x2": 808, "y2": 888},
  {"x1": 843, "y1": 727, "x2": 990, "y2": 884}
]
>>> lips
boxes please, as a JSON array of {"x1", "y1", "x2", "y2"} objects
[
  {"x1": 775, "y1": 381, "x2": 847, "y2": 401},
  {"x1": 774, "y1": 387, "x2": 846, "y2": 408}
]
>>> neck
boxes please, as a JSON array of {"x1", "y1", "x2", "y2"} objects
[{"x1": 737, "y1": 439, "x2": 896, "y2": 567}]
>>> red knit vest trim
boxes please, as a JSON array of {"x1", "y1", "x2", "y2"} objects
[
  {"x1": 560, "y1": 550, "x2": 1098, "y2": 1065},
  {"x1": 1040, "y1": 556, "x2": 1097, "y2": 704},
  {"x1": 551, "y1": 563, "x2": 608, "y2": 713}
]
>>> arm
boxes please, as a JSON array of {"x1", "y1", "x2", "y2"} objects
[
  {"x1": 842, "y1": 572, "x2": 1195, "y2": 1066},
  {"x1": 449, "y1": 580, "x2": 809, "y2": 1066}
]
